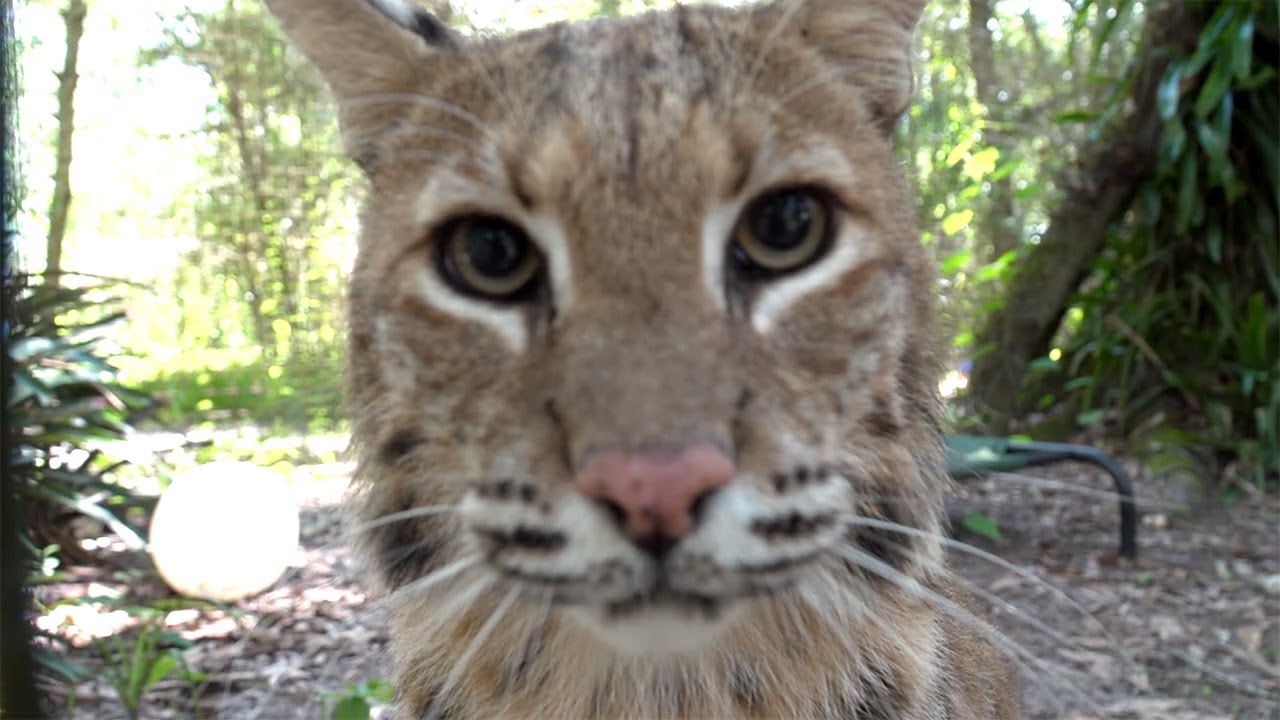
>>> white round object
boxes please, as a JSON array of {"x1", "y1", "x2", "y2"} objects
[{"x1": 149, "y1": 461, "x2": 299, "y2": 602}]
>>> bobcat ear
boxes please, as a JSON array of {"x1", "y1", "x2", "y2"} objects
[
  {"x1": 264, "y1": 0, "x2": 461, "y2": 167},
  {"x1": 264, "y1": 0, "x2": 457, "y2": 100},
  {"x1": 787, "y1": 0, "x2": 928, "y2": 133}
]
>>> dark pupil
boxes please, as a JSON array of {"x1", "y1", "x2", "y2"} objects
[
  {"x1": 751, "y1": 192, "x2": 814, "y2": 250},
  {"x1": 464, "y1": 222, "x2": 525, "y2": 277}
]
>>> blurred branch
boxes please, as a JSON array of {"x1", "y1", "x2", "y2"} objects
[{"x1": 45, "y1": 0, "x2": 86, "y2": 287}]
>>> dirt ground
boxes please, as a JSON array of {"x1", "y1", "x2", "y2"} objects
[{"x1": 32, "y1": 460, "x2": 1280, "y2": 719}]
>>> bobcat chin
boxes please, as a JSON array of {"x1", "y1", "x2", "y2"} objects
[{"x1": 265, "y1": 0, "x2": 1019, "y2": 716}]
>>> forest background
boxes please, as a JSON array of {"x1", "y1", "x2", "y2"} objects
[{"x1": 3, "y1": 0, "x2": 1277, "y2": 716}]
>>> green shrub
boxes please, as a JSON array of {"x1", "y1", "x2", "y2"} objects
[
  {"x1": 1060, "y1": 1, "x2": 1279, "y2": 487},
  {"x1": 6, "y1": 276, "x2": 153, "y2": 570}
]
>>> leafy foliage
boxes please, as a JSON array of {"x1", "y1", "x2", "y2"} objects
[
  {"x1": 90, "y1": 607, "x2": 204, "y2": 720},
  {"x1": 6, "y1": 276, "x2": 151, "y2": 569},
  {"x1": 134, "y1": 0, "x2": 353, "y2": 411},
  {"x1": 132, "y1": 350, "x2": 344, "y2": 432},
  {"x1": 907, "y1": 0, "x2": 1142, "y2": 356},
  {"x1": 323, "y1": 679, "x2": 396, "y2": 720},
  {"x1": 1059, "y1": 0, "x2": 1279, "y2": 485}
]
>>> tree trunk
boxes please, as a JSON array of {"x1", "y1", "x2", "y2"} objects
[
  {"x1": 967, "y1": 0, "x2": 1018, "y2": 259},
  {"x1": 968, "y1": 3, "x2": 1204, "y2": 425},
  {"x1": 45, "y1": 0, "x2": 86, "y2": 286}
]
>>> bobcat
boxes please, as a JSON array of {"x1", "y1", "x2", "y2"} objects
[{"x1": 265, "y1": 0, "x2": 1019, "y2": 717}]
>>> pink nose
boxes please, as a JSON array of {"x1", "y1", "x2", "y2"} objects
[{"x1": 575, "y1": 444, "x2": 734, "y2": 546}]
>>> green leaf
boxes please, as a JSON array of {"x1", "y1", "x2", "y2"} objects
[
  {"x1": 1053, "y1": 111, "x2": 1096, "y2": 124},
  {"x1": 1076, "y1": 409, "x2": 1106, "y2": 426},
  {"x1": 963, "y1": 147, "x2": 999, "y2": 180},
  {"x1": 331, "y1": 697, "x2": 372, "y2": 720},
  {"x1": 1029, "y1": 357, "x2": 1060, "y2": 373},
  {"x1": 941, "y1": 210, "x2": 973, "y2": 237},
  {"x1": 940, "y1": 251, "x2": 971, "y2": 276},
  {"x1": 974, "y1": 250, "x2": 1018, "y2": 283},
  {"x1": 944, "y1": 138, "x2": 974, "y2": 168},
  {"x1": 961, "y1": 512, "x2": 1003, "y2": 542},
  {"x1": 1232, "y1": 15, "x2": 1254, "y2": 80},
  {"x1": 1195, "y1": 60, "x2": 1232, "y2": 119},
  {"x1": 1158, "y1": 60, "x2": 1185, "y2": 122},
  {"x1": 1205, "y1": 224, "x2": 1223, "y2": 264},
  {"x1": 987, "y1": 157, "x2": 1020, "y2": 183},
  {"x1": 145, "y1": 653, "x2": 178, "y2": 690},
  {"x1": 362, "y1": 680, "x2": 395, "y2": 704}
]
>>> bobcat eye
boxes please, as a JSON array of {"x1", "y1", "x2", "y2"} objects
[
  {"x1": 438, "y1": 216, "x2": 541, "y2": 300},
  {"x1": 732, "y1": 188, "x2": 832, "y2": 274}
]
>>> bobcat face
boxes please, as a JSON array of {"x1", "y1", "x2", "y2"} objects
[
  {"x1": 260, "y1": 7, "x2": 1025, "y2": 720},
  {"x1": 269, "y1": 0, "x2": 944, "y2": 657}
]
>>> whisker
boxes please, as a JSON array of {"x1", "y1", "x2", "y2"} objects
[
  {"x1": 343, "y1": 92, "x2": 497, "y2": 139},
  {"x1": 506, "y1": 591, "x2": 553, "y2": 695},
  {"x1": 391, "y1": 124, "x2": 484, "y2": 152},
  {"x1": 744, "y1": 0, "x2": 806, "y2": 90},
  {"x1": 385, "y1": 555, "x2": 480, "y2": 605},
  {"x1": 357, "y1": 504, "x2": 459, "y2": 531},
  {"x1": 376, "y1": 148, "x2": 495, "y2": 176},
  {"x1": 842, "y1": 514, "x2": 1138, "y2": 679},
  {"x1": 888, "y1": 539, "x2": 1107, "y2": 661},
  {"x1": 459, "y1": 50, "x2": 524, "y2": 132},
  {"x1": 425, "y1": 585, "x2": 521, "y2": 720},
  {"x1": 976, "y1": 469, "x2": 1161, "y2": 510},
  {"x1": 833, "y1": 546, "x2": 1092, "y2": 716},
  {"x1": 1171, "y1": 649, "x2": 1278, "y2": 697},
  {"x1": 774, "y1": 63, "x2": 862, "y2": 107}
]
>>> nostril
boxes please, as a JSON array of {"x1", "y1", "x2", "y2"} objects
[
  {"x1": 688, "y1": 485, "x2": 720, "y2": 527},
  {"x1": 595, "y1": 497, "x2": 627, "y2": 531}
]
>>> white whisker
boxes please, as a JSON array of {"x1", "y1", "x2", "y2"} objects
[
  {"x1": 843, "y1": 515, "x2": 1136, "y2": 677},
  {"x1": 358, "y1": 504, "x2": 459, "y2": 531},
  {"x1": 979, "y1": 469, "x2": 1153, "y2": 509},
  {"x1": 835, "y1": 546, "x2": 1089, "y2": 716},
  {"x1": 344, "y1": 92, "x2": 497, "y2": 139},
  {"x1": 385, "y1": 555, "x2": 480, "y2": 604},
  {"x1": 425, "y1": 586, "x2": 521, "y2": 720},
  {"x1": 745, "y1": 0, "x2": 806, "y2": 90},
  {"x1": 506, "y1": 591, "x2": 553, "y2": 695},
  {"x1": 392, "y1": 124, "x2": 484, "y2": 152},
  {"x1": 460, "y1": 51, "x2": 524, "y2": 131},
  {"x1": 774, "y1": 63, "x2": 862, "y2": 106}
]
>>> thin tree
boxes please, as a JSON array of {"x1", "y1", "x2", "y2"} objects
[
  {"x1": 967, "y1": 0, "x2": 1018, "y2": 259},
  {"x1": 45, "y1": 0, "x2": 86, "y2": 286}
]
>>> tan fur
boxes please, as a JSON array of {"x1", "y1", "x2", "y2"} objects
[{"x1": 264, "y1": 0, "x2": 1019, "y2": 717}]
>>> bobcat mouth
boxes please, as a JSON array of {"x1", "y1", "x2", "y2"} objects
[{"x1": 606, "y1": 583, "x2": 722, "y2": 620}]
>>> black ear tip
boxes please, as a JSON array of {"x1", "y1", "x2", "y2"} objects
[
  {"x1": 408, "y1": 9, "x2": 455, "y2": 47},
  {"x1": 363, "y1": 0, "x2": 457, "y2": 49}
]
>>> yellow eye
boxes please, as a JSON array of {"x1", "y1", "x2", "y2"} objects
[
  {"x1": 439, "y1": 217, "x2": 541, "y2": 299},
  {"x1": 732, "y1": 188, "x2": 831, "y2": 274}
]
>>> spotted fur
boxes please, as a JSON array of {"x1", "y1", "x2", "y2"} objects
[{"x1": 264, "y1": 0, "x2": 1019, "y2": 717}]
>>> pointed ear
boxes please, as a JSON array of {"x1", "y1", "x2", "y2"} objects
[
  {"x1": 791, "y1": 0, "x2": 928, "y2": 133},
  {"x1": 264, "y1": 0, "x2": 461, "y2": 167},
  {"x1": 264, "y1": 0, "x2": 457, "y2": 101}
]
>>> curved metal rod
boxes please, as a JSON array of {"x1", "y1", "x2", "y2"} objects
[{"x1": 1004, "y1": 440, "x2": 1139, "y2": 558}]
